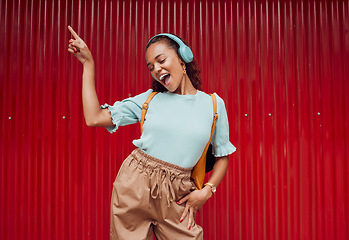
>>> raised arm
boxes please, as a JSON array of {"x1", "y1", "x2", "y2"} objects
[{"x1": 67, "y1": 25, "x2": 113, "y2": 127}]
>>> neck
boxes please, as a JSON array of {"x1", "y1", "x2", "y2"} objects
[{"x1": 174, "y1": 75, "x2": 197, "y2": 95}]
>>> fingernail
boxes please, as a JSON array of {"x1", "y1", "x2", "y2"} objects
[
  {"x1": 177, "y1": 201, "x2": 180, "y2": 204},
  {"x1": 188, "y1": 226, "x2": 191, "y2": 230},
  {"x1": 69, "y1": 40, "x2": 73, "y2": 43},
  {"x1": 180, "y1": 219, "x2": 183, "y2": 222}
]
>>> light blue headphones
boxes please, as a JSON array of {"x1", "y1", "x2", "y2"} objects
[{"x1": 147, "y1": 33, "x2": 194, "y2": 63}]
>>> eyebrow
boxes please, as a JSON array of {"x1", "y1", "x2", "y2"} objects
[{"x1": 147, "y1": 54, "x2": 164, "y2": 67}]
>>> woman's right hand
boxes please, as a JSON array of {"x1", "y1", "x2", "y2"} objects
[{"x1": 67, "y1": 25, "x2": 93, "y2": 65}]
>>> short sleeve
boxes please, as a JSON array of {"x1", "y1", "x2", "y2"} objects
[
  {"x1": 100, "y1": 89, "x2": 153, "y2": 133},
  {"x1": 210, "y1": 93, "x2": 237, "y2": 157}
]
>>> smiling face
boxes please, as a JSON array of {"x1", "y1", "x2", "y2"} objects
[{"x1": 145, "y1": 41, "x2": 188, "y2": 93}]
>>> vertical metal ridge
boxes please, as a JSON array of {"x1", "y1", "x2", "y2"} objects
[
  {"x1": 0, "y1": 9, "x2": 6, "y2": 238},
  {"x1": 344, "y1": 1, "x2": 349, "y2": 238}
]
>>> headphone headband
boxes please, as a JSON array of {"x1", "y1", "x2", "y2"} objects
[{"x1": 148, "y1": 33, "x2": 194, "y2": 63}]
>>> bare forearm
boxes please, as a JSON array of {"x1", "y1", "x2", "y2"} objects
[
  {"x1": 178, "y1": 155, "x2": 230, "y2": 226},
  {"x1": 196, "y1": 156, "x2": 230, "y2": 200},
  {"x1": 205, "y1": 155, "x2": 229, "y2": 189},
  {"x1": 82, "y1": 61, "x2": 98, "y2": 122}
]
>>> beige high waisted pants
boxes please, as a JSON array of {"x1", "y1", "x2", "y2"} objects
[{"x1": 110, "y1": 148, "x2": 203, "y2": 240}]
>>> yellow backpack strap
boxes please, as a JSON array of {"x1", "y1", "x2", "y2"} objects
[
  {"x1": 140, "y1": 92, "x2": 158, "y2": 134},
  {"x1": 191, "y1": 93, "x2": 218, "y2": 189},
  {"x1": 206, "y1": 94, "x2": 218, "y2": 148},
  {"x1": 210, "y1": 93, "x2": 218, "y2": 132}
]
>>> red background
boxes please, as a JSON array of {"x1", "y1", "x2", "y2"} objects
[{"x1": 1, "y1": 0, "x2": 348, "y2": 239}]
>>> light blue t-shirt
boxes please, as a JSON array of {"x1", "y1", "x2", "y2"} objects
[{"x1": 101, "y1": 89, "x2": 236, "y2": 168}]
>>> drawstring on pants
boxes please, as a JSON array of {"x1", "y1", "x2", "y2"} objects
[
  {"x1": 129, "y1": 150, "x2": 193, "y2": 207},
  {"x1": 149, "y1": 168, "x2": 177, "y2": 207}
]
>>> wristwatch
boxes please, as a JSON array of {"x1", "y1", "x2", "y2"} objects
[{"x1": 204, "y1": 183, "x2": 216, "y2": 194}]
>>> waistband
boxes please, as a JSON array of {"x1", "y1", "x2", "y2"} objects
[
  {"x1": 128, "y1": 148, "x2": 194, "y2": 206},
  {"x1": 130, "y1": 148, "x2": 193, "y2": 174}
]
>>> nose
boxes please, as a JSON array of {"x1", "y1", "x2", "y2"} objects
[{"x1": 153, "y1": 63, "x2": 162, "y2": 78}]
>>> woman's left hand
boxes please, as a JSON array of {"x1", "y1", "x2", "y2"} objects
[{"x1": 177, "y1": 186, "x2": 212, "y2": 229}]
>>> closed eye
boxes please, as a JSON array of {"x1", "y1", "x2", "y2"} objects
[{"x1": 147, "y1": 58, "x2": 166, "y2": 72}]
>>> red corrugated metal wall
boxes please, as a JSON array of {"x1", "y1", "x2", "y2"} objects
[{"x1": 1, "y1": 0, "x2": 348, "y2": 239}]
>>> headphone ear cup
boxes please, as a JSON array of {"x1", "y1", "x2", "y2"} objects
[{"x1": 179, "y1": 46, "x2": 194, "y2": 63}]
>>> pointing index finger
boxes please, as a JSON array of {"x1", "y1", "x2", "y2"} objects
[{"x1": 68, "y1": 25, "x2": 80, "y2": 40}]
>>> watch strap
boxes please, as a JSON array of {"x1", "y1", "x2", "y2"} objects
[{"x1": 204, "y1": 182, "x2": 216, "y2": 194}]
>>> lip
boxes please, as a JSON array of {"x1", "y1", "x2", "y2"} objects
[
  {"x1": 158, "y1": 73, "x2": 171, "y2": 86},
  {"x1": 158, "y1": 73, "x2": 169, "y2": 80}
]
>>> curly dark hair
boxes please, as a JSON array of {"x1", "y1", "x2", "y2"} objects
[{"x1": 145, "y1": 35, "x2": 202, "y2": 92}]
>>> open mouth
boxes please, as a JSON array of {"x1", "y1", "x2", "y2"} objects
[{"x1": 159, "y1": 73, "x2": 171, "y2": 86}]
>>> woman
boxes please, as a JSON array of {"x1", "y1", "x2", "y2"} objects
[{"x1": 67, "y1": 25, "x2": 236, "y2": 240}]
